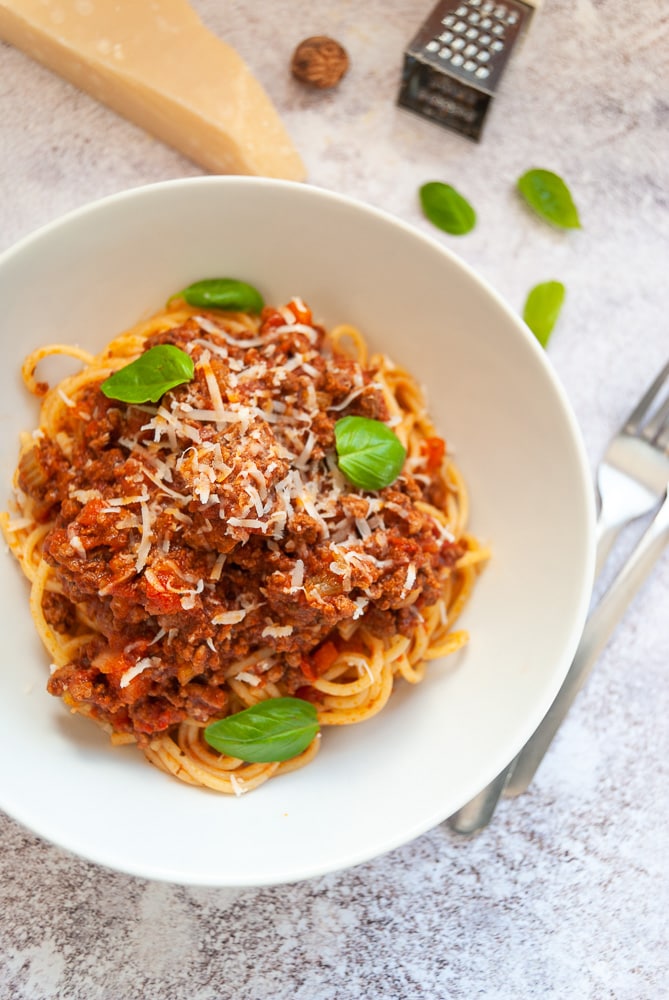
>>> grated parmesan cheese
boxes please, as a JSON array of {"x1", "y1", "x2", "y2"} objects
[
  {"x1": 234, "y1": 670, "x2": 262, "y2": 687},
  {"x1": 261, "y1": 624, "x2": 294, "y2": 638},
  {"x1": 209, "y1": 553, "x2": 226, "y2": 581},
  {"x1": 401, "y1": 563, "x2": 417, "y2": 598},
  {"x1": 229, "y1": 773, "x2": 247, "y2": 797},
  {"x1": 352, "y1": 596, "x2": 369, "y2": 620},
  {"x1": 106, "y1": 491, "x2": 150, "y2": 507},
  {"x1": 68, "y1": 534, "x2": 86, "y2": 558},
  {"x1": 71, "y1": 489, "x2": 102, "y2": 503},
  {"x1": 119, "y1": 656, "x2": 155, "y2": 689},
  {"x1": 294, "y1": 430, "x2": 316, "y2": 469},
  {"x1": 135, "y1": 501, "x2": 153, "y2": 572},
  {"x1": 58, "y1": 388, "x2": 77, "y2": 408},
  {"x1": 227, "y1": 516, "x2": 268, "y2": 531},
  {"x1": 195, "y1": 315, "x2": 264, "y2": 348},
  {"x1": 355, "y1": 517, "x2": 372, "y2": 540},
  {"x1": 212, "y1": 609, "x2": 247, "y2": 625},
  {"x1": 290, "y1": 559, "x2": 305, "y2": 591}
]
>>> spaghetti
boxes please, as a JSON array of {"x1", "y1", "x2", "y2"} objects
[{"x1": 1, "y1": 294, "x2": 487, "y2": 795}]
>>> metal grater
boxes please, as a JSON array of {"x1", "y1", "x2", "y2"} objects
[{"x1": 397, "y1": 0, "x2": 536, "y2": 141}]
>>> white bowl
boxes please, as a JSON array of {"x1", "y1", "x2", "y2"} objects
[{"x1": 0, "y1": 178, "x2": 594, "y2": 885}]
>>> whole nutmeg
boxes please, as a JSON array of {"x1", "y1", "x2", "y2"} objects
[{"x1": 291, "y1": 36, "x2": 349, "y2": 89}]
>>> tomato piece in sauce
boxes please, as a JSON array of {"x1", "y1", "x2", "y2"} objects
[{"x1": 421, "y1": 436, "x2": 446, "y2": 472}]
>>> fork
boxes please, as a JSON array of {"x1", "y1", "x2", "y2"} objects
[
  {"x1": 591, "y1": 359, "x2": 669, "y2": 576},
  {"x1": 448, "y1": 359, "x2": 669, "y2": 835}
]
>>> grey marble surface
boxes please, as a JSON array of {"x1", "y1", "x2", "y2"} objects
[{"x1": 1, "y1": 1, "x2": 668, "y2": 997}]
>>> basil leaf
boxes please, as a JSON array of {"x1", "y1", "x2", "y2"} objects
[
  {"x1": 100, "y1": 344, "x2": 194, "y2": 403},
  {"x1": 523, "y1": 281, "x2": 566, "y2": 348},
  {"x1": 517, "y1": 169, "x2": 581, "y2": 229},
  {"x1": 419, "y1": 181, "x2": 476, "y2": 235},
  {"x1": 175, "y1": 278, "x2": 264, "y2": 313},
  {"x1": 334, "y1": 415, "x2": 406, "y2": 491},
  {"x1": 204, "y1": 697, "x2": 319, "y2": 763}
]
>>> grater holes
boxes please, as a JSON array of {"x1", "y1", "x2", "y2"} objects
[
  {"x1": 410, "y1": 0, "x2": 528, "y2": 98},
  {"x1": 429, "y1": 0, "x2": 516, "y2": 76}
]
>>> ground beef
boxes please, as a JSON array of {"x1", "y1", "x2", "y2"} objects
[{"x1": 19, "y1": 301, "x2": 460, "y2": 742}]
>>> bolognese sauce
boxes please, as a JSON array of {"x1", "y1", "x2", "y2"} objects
[{"x1": 3, "y1": 293, "x2": 486, "y2": 792}]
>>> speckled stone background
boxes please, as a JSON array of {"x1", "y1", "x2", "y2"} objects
[{"x1": 1, "y1": 1, "x2": 668, "y2": 997}]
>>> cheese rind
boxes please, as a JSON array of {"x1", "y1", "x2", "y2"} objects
[{"x1": 0, "y1": 0, "x2": 306, "y2": 180}]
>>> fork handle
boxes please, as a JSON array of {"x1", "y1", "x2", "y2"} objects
[
  {"x1": 448, "y1": 503, "x2": 615, "y2": 834},
  {"x1": 505, "y1": 488, "x2": 669, "y2": 796},
  {"x1": 593, "y1": 495, "x2": 660, "y2": 578},
  {"x1": 448, "y1": 489, "x2": 669, "y2": 834},
  {"x1": 594, "y1": 518, "x2": 627, "y2": 578},
  {"x1": 445, "y1": 766, "x2": 514, "y2": 835}
]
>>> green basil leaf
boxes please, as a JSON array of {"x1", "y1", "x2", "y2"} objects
[
  {"x1": 517, "y1": 169, "x2": 581, "y2": 229},
  {"x1": 204, "y1": 697, "x2": 319, "y2": 763},
  {"x1": 523, "y1": 281, "x2": 566, "y2": 348},
  {"x1": 174, "y1": 278, "x2": 264, "y2": 313},
  {"x1": 100, "y1": 344, "x2": 194, "y2": 403},
  {"x1": 334, "y1": 415, "x2": 406, "y2": 491},
  {"x1": 419, "y1": 181, "x2": 476, "y2": 235}
]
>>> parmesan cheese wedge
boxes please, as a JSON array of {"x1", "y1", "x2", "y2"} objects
[{"x1": 0, "y1": 0, "x2": 306, "y2": 180}]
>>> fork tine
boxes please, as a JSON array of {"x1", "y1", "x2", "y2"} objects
[
  {"x1": 624, "y1": 359, "x2": 669, "y2": 435},
  {"x1": 641, "y1": 393, "x2": 669, "y2": 449}
]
